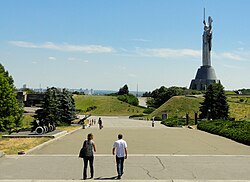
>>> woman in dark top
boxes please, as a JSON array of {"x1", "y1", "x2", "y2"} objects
[{"x1": 82, "y1": 133, "x2": 96, "y2": 180}]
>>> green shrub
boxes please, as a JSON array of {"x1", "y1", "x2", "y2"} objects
[
  {"x1": 143, "y1": 108, "x2": 155, "y2": 114},
  {"x1": 161, "y1": 118, "x2": 186, "y2": 127},
  {"x1": 117, "y1": 94, "x2": 139, "y2": 106},
  {"x1": 197, "y1": 119, "x2": 250, "y2": 146},
  {"x1": 86, "y1": 106, "x2": 97, "y2": 112},
  {"x1": 154, "y1": 116, "x2": 162, "y2": 121},
  {"x1": 129, "y1": 114, "x2": 146, "y2": 118}
]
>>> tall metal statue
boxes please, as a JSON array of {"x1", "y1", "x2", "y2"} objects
[
  {"x1": 202, "y1": 10, "x2": 213, "y2": 66},
  {"x1": 189, "y1": 10, "x2": 220, "y2": 90}
]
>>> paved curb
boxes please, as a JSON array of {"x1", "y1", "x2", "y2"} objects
[{"x1": 0, "y1": 180, "x2": 249, "y2": 182}]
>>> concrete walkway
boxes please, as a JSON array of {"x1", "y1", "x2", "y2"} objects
[{"x1": 0, "y1": 116, "x2": 250, "y2": 181}]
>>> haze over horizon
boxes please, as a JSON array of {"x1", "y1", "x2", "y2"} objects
[{"x1": 1, "y1": 0, "x2": 250, "y2": 92}]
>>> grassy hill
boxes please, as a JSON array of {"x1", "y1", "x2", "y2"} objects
[
  {"x1": 73, "y1": 94, "x2": 250, "y2": 119},
  {"x1": 149, "y1": 96, "x2": 203, "y2": 120},
  {"x1": 74, "y1": 95, "x2": 145, "y2": 116},
  {"x1": 148, "y1": 95, "x2": 250, "y2": 121}
]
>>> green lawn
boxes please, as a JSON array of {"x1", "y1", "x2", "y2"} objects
[{"x1": 74, "y1": 95, "x2": 145, "y2": 116}]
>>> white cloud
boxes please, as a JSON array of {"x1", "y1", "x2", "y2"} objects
[
  {"x1": 68, "y1": 57, "x2": 89, "y2": 63},
  {"x1": 213, "y1": 50, "x2": 249, "y2": 61},
  {"x1": 48, "y1": 56, "x2": 56, "y2": 60},
  {"x1": 68, "y1": 57, "x2": 77, "y2": 61},
  {"x1": 218, "y1": 52, "x2": 245, "y2": 61},
  {"x1": 135, "y1": 48, "x2": 250, "y2": 62},
  {"x1": 9, "y1": 41, "x2": 114, "y2": 54},
  {"x1": 221, "y1": 64, "x2": 244, "y2": 70},
  {"x1": 136, "y1": 48, "x2": 201, "y2": 58}
]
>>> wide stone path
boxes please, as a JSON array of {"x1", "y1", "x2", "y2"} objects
[{"x1": 0, "y1": 116, "x2": 250, "y2": 181}]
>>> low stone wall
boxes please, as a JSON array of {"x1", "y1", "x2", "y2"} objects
[{"x1": 2, "y1": 130, "x2": 67, "y2": 139}]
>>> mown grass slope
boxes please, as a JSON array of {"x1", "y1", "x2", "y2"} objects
[
  {"x1": 74, "y1": 95, "x2": 145, "y2": 116},
  {"x1": 148, "y1": 95, "x2": 250, "y2": 121},
  {"x1": 149, "y1": 96, "x2": 203, "y2": 119}
]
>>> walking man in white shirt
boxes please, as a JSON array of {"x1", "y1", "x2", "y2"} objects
[{"x1": 112, "y1": 134, "x2": 128, "y2": 179}]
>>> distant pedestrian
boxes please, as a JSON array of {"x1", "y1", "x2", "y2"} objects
[
  {"x1": 82, "y1": 133, "x2": 96, "y2": 180},
  {"x1": 98, "y1": 117, "x2": 103, "y2": 129},
  {"x1": 152, "y1": 116, "x2": 155, "y2": 127},
  {"x1": 112, "y1": 134, "x2": 128, "y2": 179}
]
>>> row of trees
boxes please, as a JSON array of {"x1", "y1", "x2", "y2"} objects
[
  {"x1": 238, "y1": 88, "x2": 250, "y2": 94},
  {"x1": 33, "y1": 87, "x2": 76, "y2": 130},
  {"x1": 0, "y1": 64, "x2": 23, "y2": 132}
]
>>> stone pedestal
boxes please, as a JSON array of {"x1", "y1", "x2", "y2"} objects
[{"x1": 190, "y1": 65, "x2": 220, "y2": 90}]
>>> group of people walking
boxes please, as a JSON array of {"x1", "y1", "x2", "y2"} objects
[
  {"x1": 79, "y1": 133, "x2": 127, "y2": 180},
  {"x1": 79, "y1": 116, "x2": 156, "y2": 180}
]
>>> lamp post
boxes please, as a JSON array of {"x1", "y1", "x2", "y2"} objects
[
  {"x1": 194, "y1": 112, "x2": 198, "y2": 125},
  {"x1": 207, "y1": 109, "x2": 211, "y2": 120}
]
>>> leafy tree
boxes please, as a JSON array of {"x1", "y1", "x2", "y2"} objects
[
  {"x1": 59, "y1": 89, "x2": 76, "y2": 124},
  {"x1": 21, "y1": 88, "x2": 35, "y2": 94},
  {"x1": 0, "y1": 64, "x2": 14, "y2": 85},
  {"x1": 0, "y1": 64, "x2": 23, "y2": 132},
  {"x1": 117, "y1": 94, "x2": 139, "y2": 106},
  {"x1": 33, "y1": 87, "x2": 76, "y2": 128},
  {"x1": 199, "y1": 83, "x2": 229, "y2": 120},
  {"x1": 142, "y1": 91, "x2": 151, "y2": 97},
  {"x1": 147, "y1": 86, "x2": 189, "y2": 108},
  {"x1": 116, "y1": 84, "x2": 139, "y2": 106},
  {"x1": 238, "y1": 88, "x2": 250, "y2": 94},
  {"x1": 118, "y1": 84, "x2": 129, "y2": 95}
]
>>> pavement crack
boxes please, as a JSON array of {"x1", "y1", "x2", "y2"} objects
[
  {"x1": 156, "y1": 156, "x2": 166, "y2": 171},
  {"x1": 182, "y1": 167, "x2": 197, "y2": 179},
  {"x1": 141, "y1": 167, "x2": 158, "y2": 180}
]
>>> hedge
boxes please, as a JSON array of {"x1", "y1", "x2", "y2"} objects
[{"x1": 197, "y1": 119, "x2": 250, "y2": 146}]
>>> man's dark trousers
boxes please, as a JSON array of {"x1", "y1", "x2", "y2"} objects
[{"x1": 116, "y1": 156, "x2": 124, "y2": 177}]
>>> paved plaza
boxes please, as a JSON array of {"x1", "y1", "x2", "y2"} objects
[{"x1": 0, "y1": 116, "x2": 250, "y2": 181}]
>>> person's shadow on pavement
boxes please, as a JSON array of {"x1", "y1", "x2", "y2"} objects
[{"x1": 94, "y1": 176, "x2": 118, "y2": 180}]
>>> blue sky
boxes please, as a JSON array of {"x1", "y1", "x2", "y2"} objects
[{"x1": 1, "y1": 0, "x2": 250, "y2": 91}]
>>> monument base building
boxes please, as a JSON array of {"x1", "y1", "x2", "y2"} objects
[{"x1": 189, "y1": 65, "x2": 220, "y2": 90}]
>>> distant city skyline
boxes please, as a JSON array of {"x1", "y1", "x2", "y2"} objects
[{"x1": 1, "y1": 0, "x2": 250, "y2": 91}]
